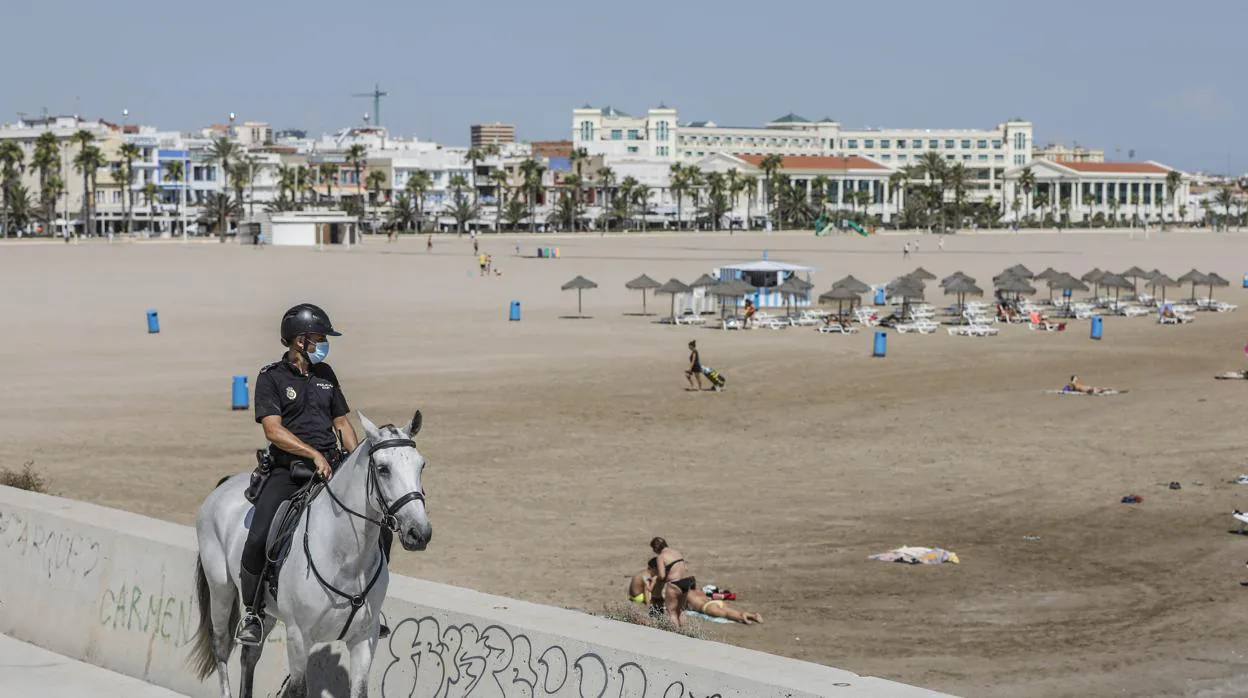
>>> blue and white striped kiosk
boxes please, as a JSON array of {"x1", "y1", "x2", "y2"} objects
[{"x1": 715, "y1": 260, "x2": 816, "y2": 312}]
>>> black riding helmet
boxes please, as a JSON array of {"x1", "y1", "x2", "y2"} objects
[{"x1": 279, "y1": 303, "x2": 342, "y2": 346}]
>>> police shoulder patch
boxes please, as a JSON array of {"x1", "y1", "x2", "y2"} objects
[{"x1": 259, "y1": 361, "x2": 281, "y2": 374}]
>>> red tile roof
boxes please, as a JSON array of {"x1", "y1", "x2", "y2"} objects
[
  {"x1": 735, "y1": 154, "x2": 887, "y2": 171},
  {"x1": 1059, "y1": 161, "x2": 1170, "y2": 174}
]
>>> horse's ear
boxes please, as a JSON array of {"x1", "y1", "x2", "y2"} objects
[
  {"x1": 358, "y1": 412, "x2": 381, "y2": 441},
  {"x1": 406, "y1": 410, "x2": 422, "y2": 437}
]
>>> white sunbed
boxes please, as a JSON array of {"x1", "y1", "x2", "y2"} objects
[
  {"x1": 754, "y1": 316, "x2": 789, "y2": 330},
  {"x1": 720, "y1": 317, "x2": 743, "y2": 330},
  {"x1": 1158, "y1": 313, "x2": 1194, "y2": 325},
  {"x1": 949, "y1": 324, "x2": 999, "y2": 337},
  {"x1": 1116, "y1": 305, "x2": 1151, "y2": 318},
  {"x1": 895, "y1": 319, "x2": 939, "y2": 334},
  {"x1": 817, "y1": 323, "x2": 859, "y2": 335},
  {"x1": 853, "y1": 309, "x2": 881, "y2": 327}
]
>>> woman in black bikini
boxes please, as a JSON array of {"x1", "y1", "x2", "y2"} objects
[
  {"x1": 650, "y1": 536, "x2": 695, "y2": 628},
  {"x1": 684, "y1": 341, "x2": 704, "y2": 391}
]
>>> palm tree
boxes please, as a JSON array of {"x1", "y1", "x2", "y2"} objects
[
  {"x1": 318, "y1": 162, "x2": 338, "y2": 208},
  {"x1": 569, "y1": 147, "x2": 589, "y2": 178},
  {"x1": 1011, "y1": 197, "x2": 1022, "y2": 225},
  {"x1": 1107, "y1": 196, "x2": 1120, "y2": 226},
  {"x1": 404, "y1": 169, "x2": 432, "y2": 231},
  {"x1": 944, "y1": 163, "x2": 969, "y2": 231},
  {"x1": 1216, "y1": 187, "x2": 1235, "y2": 231},
  {"x1": 917, "y1": 151, "x2": 946, "y2": 231},
  {"x1": 464, "y1": 147, "x2": 485, "y2": 204},
  {"x1": 5, "y1": 182, "x2": 36, "y2": 234},
  {"x1": 632, "y1": 184, "x2": 652, "y2": 232},
  {"x1": 725, "y1": 168, "x2": 741, "y2": 228},
  {"x1": 758, "y1": 154, "x2": 784, "y2": 227},
  {"x1": 72, "y1": 143, "x2": 104, "y2": 238},
  {"x1": 1164, "y1": 170, "x2": 1182, "y2": 226},
  {"x1": 118, "y1": 143, "x2": 144, "y2": 234},
  {"x1": 739, "y1": 174, "x2": 758, "y2": 230},
  {"x1": 853, "y1": 189, "x2": 871, "y2": 222},
  {"x1": 1129, "y1": 193, "x2": 1141, "y2": 227},
  {"x1": 206, "y1": 136, "x2": 237, "y2": 213},
  {"x1": 162, "y1": 159, "x2": 186, "y2": 237},
  {"x1": 502, "y1": 198, "x2": 528, "y2": 231},
  {"x1": 344, "y1": 144, "x2": 367, "y2": 228},
  {"x1": 366, "y1": 169, "x2": 386, "y2": 207},
  {"x1": 562, "y1": 173, "x2": 585, "y2": 231},
  {"x1": 142, "y1": 181, "x2": 160, "y2": 232},
  {"x1": 596, "y1": 165, "x2": 615, "y2": 221},
  {"x1": 490, "y1": 169, "x2": 509, "y2": 233},
  {"x1": 1082, "y1": 190, "x2": 1095, "y2": 227},
  {"x1": 237, "y1": 155, "x2": 266, "y2": 220},
  {"x1": 68, "y1": 130, "x2": 95, "y2": 236},
  {"x1": 199, "y1": 192, "x2": 241, "y2": 238},
  {"x1": 518, "y1": 158, "x2": 544, "y2": 233},
  {"x1": 294, "y1": 165, "x2": 312, "y2": 207},
  {"x1": 386, "y1": 193, "x2": 419, "y2": 233},
  {"x1": 1179, "y1": 204, "x2": 1188, "y2": 224},
  {"x1": 810, "y1": 175, "x2": 830, "y2": 212},
  {"x1": 39, "y1": 175, "x2": 64, "y2": 234},
  {"x1": 32, "y1": 132, "x2": 61, "y2": 230},
  {"x1": 701, "y1": 171, "x2": 730, "y2": 230},
  {"x1": 1034, "y1": 191, "x2": 1050, "y2": 227},
  {"x1": 616, "y1": 176, "x2": 638, "y2": 231},
  {"x1": 0, "y1": 140, "x2": 24, "y2": 237},
  {"x1": 547, "y1": 190, "x2": 577, "y2": 231},
  {"x1": 1017, "y1": 167, "x2": 1036, "y2": 224},
  {"x1": 887, "y1": 170, "x2": 907, "y2": 221},
  {"x1": 448, "y1": 173, "x2": 470, "y2": 234}
]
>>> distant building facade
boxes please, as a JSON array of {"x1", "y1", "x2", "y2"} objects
[{"x1": 470, "y1": 123, "x2": 515, "y2": 148}]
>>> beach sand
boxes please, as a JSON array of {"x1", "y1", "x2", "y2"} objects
[{"x1": 4, "y1": 230, "x2": 1248, "y2": 697}]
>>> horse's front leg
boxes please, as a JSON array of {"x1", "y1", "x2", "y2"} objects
[
  {"x1": 346, "y1": 631, "x2": 378, "y2": 698},
  {"x1": 281, "y1": 626, "x2": 309, "y2": 698}
]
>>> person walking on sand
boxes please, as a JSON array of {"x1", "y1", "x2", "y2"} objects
[
  {"x1": 938, "y1": 235, "x2": 944, "y2": 252},
  {"x1": 427, "y1": 235, "x2": 433, "y2": 252},
  {"x1": 902, "y1": 241, "x2": 911, "y2": 259},
  {"x1": 478, "y1": 253, "x2": 487, "y2": 276},
  {"x1": 473, "y1": 238, "x2": 479, "y2": 255},
  {"x1": 684, "y1": 340, "x2": 704, "y2": 391}
]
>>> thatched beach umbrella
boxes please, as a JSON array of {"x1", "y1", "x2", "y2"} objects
[
  {"x1": 832, "y1": 274, "x2": 871, "y2": 293},
  {"x1": 656, "y1": 278, "x2": 692, "y2": 320},
  {"x1": 940, "y1": 271, "x2": 976, "y2": 288},
  {"x1": 1120, "y1": 266, "x2": 1149, "y2": 294},
  {"x1": 1035, "y1": 267, "x2": 1061, "y2": 282},
  {"x1": 1098, "y1": 273, "x2": 1134, "y2": 304},
  {"x1": 711, "y1": 279, "x2": 757, "y2": 318},
  {"x1": 690, "y1": 273, "x2": 719, "y2": 289},
  {"x1": 819, "y1": 284, "x2": 862, "y2": 320},
  {"x1": 995, "y1": 275, "x2": 1037, "y2": 298},
  {"x1": 886, "y1": 277, "x2": 926, "y2": 319},
  {"x1": 1081, "y1": 268, "x2": 1106, "y2": 297},
  {"x1": 624, "y1": 274, "x2": 662, "y2": 315},
  {"x1": 1204, "y1": 272, "x2": 1230, "y2": 301},
  {"x1": 778, "y1": 275, "x2": 813, "y2": 317},
  {"x1": 1177, "y1": 269, "x2": 1211, "y2": 301},
  {"x1": 943, "y1": 276, "x2": 984, "y2": 314},
  {"x1": 911, "y1": 267, "x2": 937, "y2": 281},
  {"x1": 1147, "y1": 273, "x2": 1179, "y2": 303},
  {"x1": 1007, "y1": 264, "x2": 1035, "y2": 278},
  {"x1": 561, "y1": 275, "x2": 598, "y2": 317}
]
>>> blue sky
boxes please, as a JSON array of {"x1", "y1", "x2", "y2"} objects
[{"x1": 3, "y1": 0, "x2": 1244, "y2": 172}]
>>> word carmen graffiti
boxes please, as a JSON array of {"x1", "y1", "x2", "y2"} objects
[
  {"x1": 377, "y1": 615, "x2": 726, "y2": 698},
  {"x1": 0, "y1": 509, "x2": 101, "y2": 581},
  {"x1": 99, "y1": 580, "x2": 196, "y2": 648}
]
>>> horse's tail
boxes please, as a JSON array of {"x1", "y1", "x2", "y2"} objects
[{"x1": 189, "y1": 556, "x2": 235, "y2": 681}]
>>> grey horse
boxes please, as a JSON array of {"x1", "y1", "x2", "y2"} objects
[{"x1": 189, "y1": 411, "x2": 432, "y2": 698}]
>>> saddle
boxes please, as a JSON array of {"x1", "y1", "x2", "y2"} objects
[{"x1": 262, "y1": 479, "x2": 323, "y2": 594}]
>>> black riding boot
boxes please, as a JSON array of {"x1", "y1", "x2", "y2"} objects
[{"x1": 236, "y1": 567, "x2": 265, "y2": 646}]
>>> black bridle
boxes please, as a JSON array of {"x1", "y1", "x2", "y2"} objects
[{"x1": 302, "y1": 431, "x2": 426, "y2": 640}]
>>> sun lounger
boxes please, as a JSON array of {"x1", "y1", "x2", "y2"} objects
[
  {"x1": 948, "y1": 324, "x2": 999, "y2": 337},
  {"x1": 720, "y1": 317, "x2": 743, "y2": 330},
  {"x1": 817, "y1": 323, "x2": 858, "y2": 334},
  {"x1": 1116, "y1": 305, "x2": 1150, "y2": 318},
  {"x1": 754, "y1": 317, "x2": 789, "y2": 330},
  {"x1": 853, "y1": 308, "x2": 880, "y2": 327},
  {"x1": 895, "y1": 319, "x2": 939, "y2": 334}
]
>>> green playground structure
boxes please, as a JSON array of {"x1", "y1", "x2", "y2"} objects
[
  {"x1": 814, "y1": 215, "x2": 869, "y2": 237},
  {"x1": 847, "y1": 220, "x2": 868, "y2": 236}
]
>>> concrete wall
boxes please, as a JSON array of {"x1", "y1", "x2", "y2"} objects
[{"x1": 0, "y1": 487, "x2": 955, "y2": 697}]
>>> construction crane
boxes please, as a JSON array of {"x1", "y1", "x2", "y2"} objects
[{"x1": 352, "y1": 83, "x2": 389, "y2": 128}]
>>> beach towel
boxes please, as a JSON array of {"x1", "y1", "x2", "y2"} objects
[
  {"x1": 869, "y1": 546, "x2": 959, "y2": 565},
  {"x1": 686, "y1": 611, "x2": 734, "y2": 624}
]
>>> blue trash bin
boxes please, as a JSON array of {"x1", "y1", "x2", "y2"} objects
[
  {"x1": 873, "y1": 288, "x2": 886, "y2": 306},
  {"x1": 1090, "y1": 315, "x2": 1103, "y2": 340},
  {"x1": 1242, "y1": 272, "x2": 1248, "y2": 289},
  {"x1": 231, "y1": 375, "x2": 249, "y2": 410},
  {"x1": 1063, "y1": 287, "x2": 1073, "y2": 299},
  {"x1": 146, "y1": 309, "x2": 160, "y2": 334},
  {"x1": 509, "y1": 300, "x2": 521, "y2": 321},
  {"x1": 872, "y1": 330, "x2": 887, "y2": 358}
]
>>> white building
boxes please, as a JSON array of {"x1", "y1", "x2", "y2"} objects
[
  {"x1": 1002, "y1": 160, "x2": 1189, "y2": 225},
  {"x1": 572, "y1": 105, "x2": 1033, "y2": 204}
]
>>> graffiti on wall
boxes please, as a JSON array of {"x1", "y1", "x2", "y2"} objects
[
  {"x1": 378, "y1": 614, "x2": 727, "y2": 698},
  {"x1": 0, "y1": 509, "x2": 101, "y2": 581},
  {"x1": 98, "y1": 578, "x2": 198, "y2": 648}
]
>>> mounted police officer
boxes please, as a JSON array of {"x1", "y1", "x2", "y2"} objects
[{"x1": 236, "y1": 303, "x2": 371, "y2": 645}]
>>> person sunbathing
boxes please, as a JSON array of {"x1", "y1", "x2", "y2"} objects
[
  {"x1": 1065, "y1": 374, "x2": 1113, "y2": 395},
  {"x1": 1160, "y1": 305, "x2": 1178, "y2": 319},
  {"x1": 629, "y1": 559, "x2": 763, "y2": 625}
]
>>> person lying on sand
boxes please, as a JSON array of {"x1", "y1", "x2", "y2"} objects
[
  {"x1": 628, "y1": 558, "x2": 764, "y2": 625},
  {"x1": 1065, "y1": 374, "x2": 1115, "y2": 395}
]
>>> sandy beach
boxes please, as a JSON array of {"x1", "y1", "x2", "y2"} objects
[{"x1": 5, "y1": 230, "x2": 1248, "y2": 697}]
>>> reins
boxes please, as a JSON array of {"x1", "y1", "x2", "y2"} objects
[{"x1": 300, "y1": 431, "x2": 425, "y2": 641}]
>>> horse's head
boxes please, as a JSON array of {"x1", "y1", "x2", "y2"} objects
[{"x1": 359, "y1": 410, "x2": 433, "y2": 552}]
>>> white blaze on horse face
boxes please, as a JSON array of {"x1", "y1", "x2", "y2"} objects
[{"x1": 359, "y1": 410, "x2": 432, "y2": 551}]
